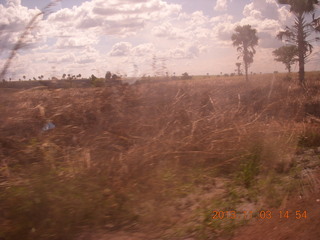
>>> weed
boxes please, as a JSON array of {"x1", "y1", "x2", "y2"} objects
[{"x1": 237, "y1": 146, "x2": 261, "y2": 188}]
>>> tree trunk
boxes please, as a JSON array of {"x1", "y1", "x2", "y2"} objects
[
  {"x1": 244, "y1": 61, "x2": 248, "y2": 81},
  {"x1": 297, "y1": 13, "x2": 305, "y2": 86},
  {"x1": 244, "y1": 47, "x2": 249, "y2": 81}
]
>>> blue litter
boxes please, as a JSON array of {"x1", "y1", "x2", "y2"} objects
[{"x1": 42, "y1": 122, "x2": 56, "y2": 131}]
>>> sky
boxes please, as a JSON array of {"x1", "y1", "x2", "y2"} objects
[{"x1": 0, "y1": 0, "x2": 320, "y2": 80}]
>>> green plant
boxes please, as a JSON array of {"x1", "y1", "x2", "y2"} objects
[
  {"x1": 237, "y1": 147, "x2": 261, "y2": 188},
  {"x1": 90, "y1": 75, "x2": 104, "y2": 87}
]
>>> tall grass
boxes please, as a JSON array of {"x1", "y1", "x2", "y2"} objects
[{"x1": 0, "y1": 74, "x2": 319, "y2": 239}]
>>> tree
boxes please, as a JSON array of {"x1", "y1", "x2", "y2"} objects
[
  {"x1": 23, "y1": 75, "x2": 26, "y2": 80},
  {"x1": 105, "y1": 71, "x2": 112, "y2": 80},
  {"x1": 272, "y1": 45, "x2": 298, "y2": 73},
  {"x1": 235, "y1": 62, "x2": 242, "y2": 75},
  {"x1": 62, "y1": 73, "x2": 66, "y2": 79},
  {"x1": 231, "y1": 25, "x2": 259, "y2": 81},
  {"x1": 277, "y1": 0, "x2": 319, "y2": 85},
  {"x1": 111, "y1": 74, "x2": 120, "y2": 81}
]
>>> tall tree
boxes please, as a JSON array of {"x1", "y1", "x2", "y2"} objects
[
  {"x1": 277, "y1": 0, "x2": 319, "y2": 85},
  {"x1": 231, "y1": 25, "x2": 259, "y2": 81},
  {"x1": 272, "y1": 45, "x2": 298, "y2": 73}
]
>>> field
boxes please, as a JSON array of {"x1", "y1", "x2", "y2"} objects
[{"x1": 1, "y1": 73, "x2": 320, "y2": 240}]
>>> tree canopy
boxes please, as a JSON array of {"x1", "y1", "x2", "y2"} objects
[
  {"x1": 278, "y1": 0, "x2": 319, "y2": 14},
  {"x1": 272, "y1": 45, "x2": 298, "y2": 73}
]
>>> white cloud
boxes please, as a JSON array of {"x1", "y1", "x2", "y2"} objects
[
  {"x1": 214, "y1": 0, "x2": 229, "y2": 12},
  {"x1": 169, "y1": 41, "x2": 205, "y2": 59},
  {"x1": 6, "y1": 0, "x2": 21, "y2": 7},
  {"x1": 132, "y1": 43, "x2": 155, "y2": 56},
  {"x1": 152, "y1": 22, "x2": 185, "y2": 39},
  {"x1": 109, "y1": 42, "x2": 132, "y2": 56},
  {"x1": 48, "y1": 0, "x2": 181, "y2": 38},
  {"x1": 0, "y1": 1, "x2": 43, "y2": 49}
]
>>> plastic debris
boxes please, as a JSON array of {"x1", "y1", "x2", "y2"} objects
[{"x1": 42, "y1": 122, "x2": 55, "y2": 131}]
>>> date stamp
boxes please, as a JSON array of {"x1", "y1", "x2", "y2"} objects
[{"x1": 212, "y1": 210, "x2": 307, "y2": 220}]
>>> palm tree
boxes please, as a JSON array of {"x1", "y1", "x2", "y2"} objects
[
  {"x1": 23, "y1": 75, "x2": 26, "y2": 80},
  {"x1": 277, "y1": 0, "x2": 319, "y2": 85},
  {"x1": 235, "y1": 62, "x2": 242, "y2": 75},
  {"x1": 62, "y1": 73, "x2": 66, "y2": 79},
  {"x1": 231, "y1": 25, "x2": 259, "y2": 81}
]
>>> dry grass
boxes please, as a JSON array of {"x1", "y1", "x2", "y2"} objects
[{"x1": 0, "y1": 74, "x2": 320, "y2": 239}]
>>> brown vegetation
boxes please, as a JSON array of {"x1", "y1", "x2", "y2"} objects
[{"x1": 0, "y1": 74, "x2": 320, "y2": 240}]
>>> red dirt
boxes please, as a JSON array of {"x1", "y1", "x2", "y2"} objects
[{"x1": 231, "y1": 170, "x2": 320, "y2": 240}]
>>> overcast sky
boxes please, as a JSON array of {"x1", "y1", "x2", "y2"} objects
[{"x1": 0, "y1": 0, "x2": 320, "y2": 79}]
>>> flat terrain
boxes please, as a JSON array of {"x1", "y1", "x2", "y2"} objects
[{"x1": 1, "y1": 74, "x2": 320, "y2": 240}]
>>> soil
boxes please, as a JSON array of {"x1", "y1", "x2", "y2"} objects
[{"x1": 231, "y1": 169, "x2": 320, "y2": 240}]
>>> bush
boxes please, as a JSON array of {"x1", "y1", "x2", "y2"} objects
[
  {"x1": 90, "y1": 75, "x2": 104, "y2": 87},
  {"x1": 181, "y1": 72, "x2": 192, "y2": 80}
]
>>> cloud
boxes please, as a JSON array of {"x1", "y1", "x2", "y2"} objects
[
  {"x1": 48, "y1": 0, "x2": 181, "y2": 38},
  {"x1": 6, "y1": 0, "x2": 21, "y2": 7},
  {"x1": 214, "y1": 0, "x2": 229, "y2": 12},
  {"x1": 109, "y1": 42, "x2": 132, "y2": 56},
  {"x1": 169, "y1": 41, "x2": 205, "y2": 59},
  {"x1": 132, "y1": 43, "x2": 155, "y2": 56},
  {"x1": 0, "y1": 1, "x2": 42, "y2": 49},
  {"x1": 109, "y1": 42, "x2": 156, "y2": 58},
  {"x1": 55, "y1": 36, "x2": 97, "y2": 49},
  {"x1": 211, "y1": 14, "x2": 235, "y2": 44},
  {"x1": 152, "y1": 22, "x2": 185, "y2": 39}
]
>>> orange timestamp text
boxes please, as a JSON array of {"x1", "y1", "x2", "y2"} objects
[{"x1": 212, "y1": 210, "x2": 307, "y2": 220}]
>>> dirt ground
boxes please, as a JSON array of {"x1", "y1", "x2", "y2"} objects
[
  {"x1": 78, "y1": 169, "x2": 320, "y2": 240},
  {"x1": 231, "y1": 170, "x2": 320, "y2": 240}
]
